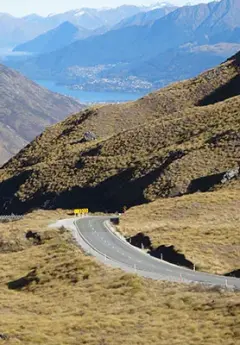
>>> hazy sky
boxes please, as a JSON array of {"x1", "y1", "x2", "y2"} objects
[{"x1": 0, "y1": 0, "x2": 213, "y2": 17}]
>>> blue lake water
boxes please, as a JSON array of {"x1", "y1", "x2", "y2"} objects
[
  {"x1": 34, "y1": 80, "x2": 146, "y2": 104},
  {"x1": 0, "y1": 47, "x2": 147, "y2": 103}
]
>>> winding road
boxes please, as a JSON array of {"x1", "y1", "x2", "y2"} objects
[{"x1": 73, "y1": 216, "x2": 240, "y2": 290}]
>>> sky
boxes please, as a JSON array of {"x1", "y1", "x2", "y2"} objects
[{"x1": 0, "y1": 0, "x2": 213, "y2": 17}]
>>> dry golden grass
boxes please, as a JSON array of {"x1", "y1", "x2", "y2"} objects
[
  {"x1": 0, "y1": 51, "x2": 239, "y2": 213},
  {"x1": 3, "y1": 53, "x2": 239, "y2": 170},
  {"x1": 0, "y1": 93, "x2": 239, "y2": 214},
  {"x1": 0, "y1": 211, "x2": 239, "y2": 345},
  {"x1": 120, "y1": 189, "x2": 240, "y2": 275}
]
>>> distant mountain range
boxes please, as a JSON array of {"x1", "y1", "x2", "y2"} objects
[
  {"x1": 0, "y1": 63, "x2": 83, "y2": 165},
  {"x1": 14, "y1": 5, "x2": 178, "y2": 55},
  {"x1": 112, "y1": 5, "x2": 177, "y2": 30},
  {"x1": 195, "y1": 0, "x2": 240, "y2": 44},
  {"x1": 0, "y1": 3, "x2": 176, "y2": 48},
  {"x1": 7, "y1": 0, "x2": 240, "y2": 92}
]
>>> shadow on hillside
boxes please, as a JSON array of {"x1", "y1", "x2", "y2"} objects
[
  {"x1": 198, "y1": 74, "x2": 240, "y2": 106},
  {"x1": 0, "y1": 150, "x2": 185, "y2": 214},
  {"x1": 0, "y1": 170, "x2": 33, "y2": 214},
  {"x1": 126, "y1": 233, "x2": 153, "y2": 250},
  {"x1": 187, "y1": 167, "x2": 239, "y2": 194},
  {"x1": 7, "y1": 269, "x2": 39, "y2": 290},
  {"x1": 225, "y1": 269, "x2": 240, "y2": 278},
  {"x1": 0, "y1": 170, "x2": 32, "y2": 197},
  {"x1": 229, "y1": 50, "x2": 240, "y2": 66},
  {"x1": 187, "y1": 171, "x2": 225, "y2": 193},
  {"x1": 126, "y1": 233, "x2": 194, "y2": 270},
  {"x1": 148, "y1": 245, "x2": 194, "y2": 270},
  {"x1": 81, "y1": 146, "x2": 102, "y2": 157},
  {"x1": 206, "y1": 130, "x2": 239, "y2": 147},
  {"x1": 57, "y1": 108, "x2": 96, "y2": 140}
]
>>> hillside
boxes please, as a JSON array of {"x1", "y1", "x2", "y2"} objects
[
  {"x1": 0, "y1": 210, "x2": 239, "y2": 345},
  {"x1": 0, "y1": 64, "x2": 83, "y2": 165},
  {"x1": 0, "y1": 50, "x2": 239, "y2": 214},
  {"x1": 196, "y1": 0, "x2": 240, "y2": 44},
  {"x1": 120, "y1": 188, "x2": 240, "y2": 275}
]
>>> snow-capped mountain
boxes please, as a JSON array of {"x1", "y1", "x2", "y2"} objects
[
  {"x1": 0, "y1": 3, "x2": 177, "y2": 48},
  {"x1": 147, "y1": 2, "x2": 176, "y2": 10}
]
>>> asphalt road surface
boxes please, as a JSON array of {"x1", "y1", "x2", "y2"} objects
[{"x1": 75, "y1": 216, "x2": 240, "y2": 290}]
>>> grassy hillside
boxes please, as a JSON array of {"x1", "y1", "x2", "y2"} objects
[
  {"x1": 0, "y1": 64, "x2": 83, "y2": 165},
  {"x1": 0, "y1": 211, "x2": 239, "y2": 345},
  {"x1": 0, "y1": 51, "x2": 239, "y2": 345},
  {"x1": 0, "y1": 51, "x2": 239, "y2": 213},
  {"x1": 120, "y1": 188, "x2": 240, "y2": 275}
]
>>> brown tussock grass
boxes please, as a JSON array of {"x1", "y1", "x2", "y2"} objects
[
  {"x1": 0, "y1": 52, "x2": 239, "y2": 214},
  {"x1": 0, "y1": 210, "x2": 239, "y2": 345},
  {"x1": 120, "y1": 189, "x2": 240, "y2": 275}
]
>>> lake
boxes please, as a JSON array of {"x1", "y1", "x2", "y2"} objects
[
  {"x1": 0, "y1": 47, "x2": 147, "y2": 103},
  {"x1": 34, "y1": 80, "x2": 146, "y2": 104}
]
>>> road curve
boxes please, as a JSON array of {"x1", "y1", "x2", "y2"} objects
[{"x1": 75, "y1": 216, "x2": 240, "y2": 290}]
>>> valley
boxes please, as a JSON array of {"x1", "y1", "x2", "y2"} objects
[
  {"x1": 0, "y1": 1, "x2": 239, "y2": 344},
  {"x1": 3, "y1": 0, "x2": 240, "y2": 96}
]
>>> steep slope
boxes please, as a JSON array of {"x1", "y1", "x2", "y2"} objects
[
  {"x1": 0, "y1": 51, "x2": 239, "y2": 213},
  {"x1": 13, "y1": 22, "x2": 90, "y2": 54},
  {"x1": 113, "y1": 6, "x2": 177, "y2": 29},
  {"x1": 196, "y1": 0, "x2": 240, "y2": 44},
  {"x1": 0, "y1": 64, "x2": 83, "y2": 165},
  {"x1": 228, "y1": 27, "x2": 240, "y2": 43}
]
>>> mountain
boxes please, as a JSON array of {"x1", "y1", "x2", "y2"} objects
[
  {"x1": 0, "y1": 4, "x2": 168, "y2": 49},
  {"x1": 113, "y1": 5, "x2": 177, "y2": 29},
  {"x1": 0, "y1": 50, "x2": 239, "y2": 213},
  {"x1": 14, "y1": 4, "x2": 164, "y2": 55},
  {"x1": 0, "y1": 63, "x2": 83, "y2": 165},
  {"x1": 228, "y1": 27, "x2": 240, "y2": 43},
  {"x1": 55, "y1": 5, "x2": 147, "y2": 30},
  {"x1": 71, "y1": 4, "x2": 176, "y2": 29},
  {"x1": 13, "y1": 22, "x2": 89, "y2": 54},
  {"x1": 6, "y1": 2, "x2": 216, "y2": 79},
  {"x1": 43, "y1": 4, "x2": 178, "y2": 30},
  {"x1": 196, "y1": 0, "x2": 240, "y2": 44},
  {"x1": 0, "y1": 13, "x2": 26, "y2": 47},
  {"x1": 0, "y1": 13, "x2": 57, "y2": 47},
  {"x1": 105, "y1": 42, "x2": 240, "y2": 86},
  {"x1": 10, "y1": 0, "x2": 240, "y2": 87}
]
